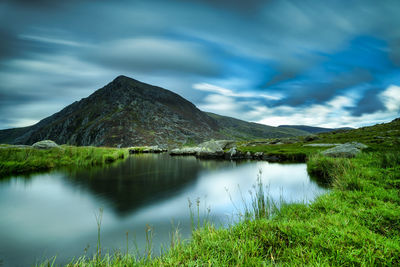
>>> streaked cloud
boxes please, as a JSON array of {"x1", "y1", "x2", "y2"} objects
[
  {"x1": 0, "y1": 0, "x2": 400, "y2": 129},
  {"x1": 84, "y1": 37, "x2": 221, "y2": 76},
  {"x1": 381, "y1": 85, "x2": 400, "y2": 112},
  {"x1": 19, "y1": 34, "x2": 84, "y2": 47},
  {"x1": 193, "y1": 83, "x2": 282, "y2": 100}
]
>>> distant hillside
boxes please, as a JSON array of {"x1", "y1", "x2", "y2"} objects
[
  {"x1": 278, "y1": 125, "x2": 353, "y2": 134},
  {"x1": 207, "y1": 113, "x2": 309, "y2": 140},
  {"x1": 314, "y1": 117, "x2": 400, "y2": 148},
  {"x1": 0, "y1": 76, "x2": 309, "y2": 147}
]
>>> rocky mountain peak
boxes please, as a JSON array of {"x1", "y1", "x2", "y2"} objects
[
  {"x1": 0, "y1": 76, "x2": 310, "y2": 147},
  {"x1": 111, "y1": 75, "x2": 141, "y2": 87}
]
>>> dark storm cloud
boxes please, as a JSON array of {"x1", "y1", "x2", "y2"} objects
[
  {"x1": 84, "y1": 38, "x2": 222, "y2": 76},
  {"x1": 350, "y1": 88, "x2": 386, "y2": 116},
  {"x1": 182, "y1": 0, "x2": 268, "y2": 13},
  {"x1": 1, "y1": 0, "x2": 400, "y2": 129},
  {"x1": 275, "y1": 69, "x2": 373, "y2": 107},
  {"x1": 389, "y1": 40, "x2": 400, "y2": 66},
  {"x1": 0, "y1": 92, "x2": 43, "y2": 105},
  {"x1": 0, "y1": 29, "x2": 19, "y2": 60}
]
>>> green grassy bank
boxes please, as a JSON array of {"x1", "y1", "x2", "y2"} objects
[
  {"x1": 0, "y1": 145, "x2": 128, "y2": 177},
  {"x1": 236, "y1": 118, "x2": 400, "y2": 162}
]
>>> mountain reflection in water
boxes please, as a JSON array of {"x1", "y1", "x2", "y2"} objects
[{"x1": 0, "y1": 154, "x2": 326, "y2": 267}]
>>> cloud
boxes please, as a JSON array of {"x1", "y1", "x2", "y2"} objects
[
  {"x1": 1, "y1": 0, "x2": 400, "y2": 129},
  {"x1": 181, "y1": 0, "x2": 268, "y2": 14},
  {"x1": 255, "y1": 94, "x2": 397, "y2": 128},
  {"x1": 275, "y1": 69, "x2": 373, "y2": 107},
  {"x1": 0, "y1": 28, "x2": 22, "y2": 60},
  {"x1": 198, "y1": 93, "x2": 261, "y2": 122},
  {"x1": 85, "y1": 37, "x2": 221, "y2": 76},
  {"x1": 381, "y1": 85, "x2": 400, "y2": 112},
  {"x1": 19, "y1": 34, "x2": 84, "y2": 47},
  {"x1": 350, "y1": 88, "x2": 385, "y2": 116},
  {"x1": 193, "y1": 83, "x2": 282, "y2": 100}
]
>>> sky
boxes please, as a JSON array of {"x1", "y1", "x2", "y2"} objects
[{"x1": 1, "y1": 0, "x2": 400, "y2": 130}]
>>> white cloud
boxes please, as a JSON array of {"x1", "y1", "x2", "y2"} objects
[
  {"x1": 8, "y1": 118, "x2": 39, "y2": 128},
  {"x1": 380, "y1": 85, "x2": 400, "y2": 112},
  {"x1": 256, "y1": 93, "x2": 398, "y2": 128},
  {"x1": 200, "y1": 94, "x2": 237, "y2": 112},
  {"x1": 19, "y1": 34, "x2": 86, "y2": 47},
  {"x1": 193, "y1": 83, "x2": 282, "y2": 100},
  {"x1": 197, "y1": 88, "x2": 398, "y2": 128}
]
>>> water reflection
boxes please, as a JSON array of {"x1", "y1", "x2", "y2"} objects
[
  {"x1": 63, "y1": 154, "x2": 207, "y2": 216},
  {"x1": 0, "y1": 154, "x2": 326, "y2": 267}
]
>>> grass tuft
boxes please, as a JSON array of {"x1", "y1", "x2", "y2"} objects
[{"x1": 0, "y1": 145, "x2": 128, "y2": 178}]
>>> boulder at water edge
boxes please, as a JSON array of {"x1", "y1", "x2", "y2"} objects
[
  {"x1": 322, "y1": 142, "x2": 367, "y2": 158},
  {"x1": 32, "y1": 140, "x2": 60, "y2": 149}
]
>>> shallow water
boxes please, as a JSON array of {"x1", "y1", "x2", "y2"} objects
[{"x1": 0, "y1": 154, "x2": 326, "y2": 266}]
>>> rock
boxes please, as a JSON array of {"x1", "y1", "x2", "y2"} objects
[
  {"x1": 304, "y1": 143, "x2": 340, "y2": 147},
  {"x1": 196, "y1": 140, "x2": 225, "y2": 158},
  {"x1": 322, "y1": 142, "x2": 367, "y2": 158},
  {"x1": 170, "y1": 147, "x2": 200, "y2": 156},
  {"x1": 32, "y1": 140, "x2": 59, "y2": 149},
  {"x1": 201, "y1": 140, "x2": 235, "y2": 150},
  {"x1": 229, "y1": 147, "x2": 237, "y2": 157},
  {"x1": 281, "y1": 138, "x2": 298, "y2": 144},
  {"x1": 269, "y1": 139, "x2": 281, "y2": 144},
  {"x1": 247, "y1": 141, "x2": 269, "y2": 146},
  {"x1": 262, "y1": 154, "x2": 280, "y2": 162},
  {"x1": 129, "y1": 145, "x2": 167, "y2": 154},
  {"x1": 219, "y1": 140, "x2": 236, "y2": 149},
  {"x1": 171, "y1": 139, "x2": 235, "y2": 158},
  {"x1": 350, "y1": 142, "x2": 368, "y2": 149},
  {"x1": 254, "y1": 152, "x2": 264, "y2": 159},
  {"x1": 225, "y1": 147, "x2": 248, "y2": 160},
  {"x1": 245, "y1": 151, "x2": 252, "y2": 159},
  {"x1": 304, "y1": 135, "x2": 319, "y2": 142}
]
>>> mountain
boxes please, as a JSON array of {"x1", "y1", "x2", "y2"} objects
[
  {"x1": 207, "y1": 113, "x2": 309, "y2": 139},
  {"x1": 0, "y1": 76, "x2": 308, "y2": 147},
  {"x1": 278, "y1": 125, "x2": 354, "y2": 134}
]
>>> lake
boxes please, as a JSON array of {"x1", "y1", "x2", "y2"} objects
[{"x1": 0, "y1": 154, "x2": 326, "y2": 266}]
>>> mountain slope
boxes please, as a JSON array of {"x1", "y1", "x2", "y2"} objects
[
  {"x1": 207, "y1": 113, "x2": 309, "y2": 139},
  {"x1": 278, "y1": 125, "x2": 353, "y2": 134},
  {"x1": 0, "y1": 76, "x2": 309, "y2": 147}
]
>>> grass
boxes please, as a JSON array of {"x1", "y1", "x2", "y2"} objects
[
  {"x1": 0, "y1": 145, "x2": 128, "y2": 178},
  {"x1": 236, "y1": 117, "x2": 400, "y2": 163}
]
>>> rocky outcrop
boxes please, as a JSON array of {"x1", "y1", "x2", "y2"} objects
[
  {"x1": 170, "y1": 147, "x2": 200, "y2": 156},
  {"x1": 321, "y1": 142, "x2": 367, "y2": 158},
  {"x1": 196, "y1": 140, "x2": 225, "y2": 159},
  {"x1": 128, "y1": 146, "x2": 167, "y2": 154},
  {"x1": 170, "y1": 140, "x2": 235, "y2": 158},
  {"x1": 32, "y1": 140, "x2": 60, "y2": 149},
  {"x1": 304, "y1": 135, "x2": 320, "y2": 142},
  {"x1": 303, "y1": 143, "x2": 340, "y2": 147},
  {"x1": 169, "y1": 139, "x2": 306, "y2": 162}
]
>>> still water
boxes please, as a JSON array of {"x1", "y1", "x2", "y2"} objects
[{"x1": 0, "y1": 154, "x2": 326, "y2": 266}]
